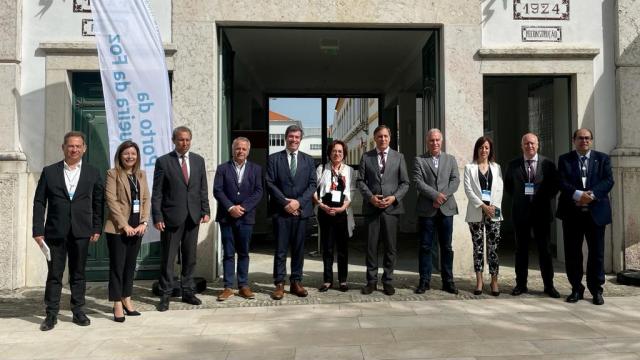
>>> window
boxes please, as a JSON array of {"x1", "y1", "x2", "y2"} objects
[{"x1": 310, "y1": 144, "x2": 322, "y2": 150}]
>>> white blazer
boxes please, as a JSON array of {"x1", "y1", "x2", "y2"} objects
[{"x1": 464, "y1": 162, "x2": 504, "y2": 223}]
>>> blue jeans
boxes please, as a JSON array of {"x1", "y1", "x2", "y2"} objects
[
  {"x1": 220, "y1": 223, "x2": 253, "y2": 288},
  {"x1": 418, "y1": 214, "x2": 454, "y2": 285}
]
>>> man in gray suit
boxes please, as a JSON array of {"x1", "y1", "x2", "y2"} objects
[
  {"x1": 152, "y1": 126, "x2": 210, "y2": 311},
  {"x1": 357, "y1": 125, "x2": 410, "y2": 296},
  {"x1": 412, "y1": 129, "x2": 460, "y2": 294}
]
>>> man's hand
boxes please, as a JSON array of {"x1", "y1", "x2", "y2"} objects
[
  {"x1": 155, "y1": 221, "x2": 165, "y2": 231},
  {"x1": 370, "y1": 195, "x2": 384, "y2": 208},
  {"x1": 229, "y1": 205, "x2": 245, "y2": 218},
  {"x1": 284, "y1": 198, "x2": 301, "y2": 214},
  {"x1": 432, "y1": 200, "x2": 441, "y2": 209},
  {"x1": 381, "y1": 196, "x2": 396, "y2": 209},
  {"x1": 34, "y1": 236, "x2": 45, "y2": 247},
  {"x1": 200, "y1": 214, "x2": 210, "y2": 224},
  {"x1": 90, "y1": 233, "x2": 101, "y2": 243},
  {"x1": 577, "y1": 192, "x2": 594, "y2": 206},
  {"x1": 435, "y1": 193, "x2": 447, "y2": 205}
]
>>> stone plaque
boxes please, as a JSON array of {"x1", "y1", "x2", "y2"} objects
[
  {"x1": 522, "y1": 26, "x2": 562, "y2": 42},
  {"x1": 73, "y1": 0, "x2": 92, "y2": 13},
  {"x1": 514, "y1": 0, "x2": 569, "y2": 20},
  {"x1": 82, "y1": 19, "x2": 95, "y2": 37}
]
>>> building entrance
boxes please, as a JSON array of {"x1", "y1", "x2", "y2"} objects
[
  {"x1": 483, "y1": 76, "x2": 572, "y2": 262},
  {"x1": 218, "y1": 26, "x2": 440, "y2": 277}
]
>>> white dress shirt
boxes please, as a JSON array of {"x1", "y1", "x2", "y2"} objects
[{"x1": 64, "y1": 160, "x2": 82, "y2": 199}]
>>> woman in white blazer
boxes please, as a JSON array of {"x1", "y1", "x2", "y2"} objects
[{"x1": 464, "y1": 136, "x2": 503, "y2": 296}]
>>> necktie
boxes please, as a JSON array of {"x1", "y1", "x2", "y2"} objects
[
  {"x1": 580, "y1": 156, "x2": 588, "y2": 178},
  {"x1": 290, "y1": 152, "x2": 297, "y2": 177},
  {"x1": 379, "y1": 151, "x2": 386, "y2": 174},
  {"x1": 181, "y1": 155, "x2": 189, "y2": 183},
  {"x1": 526, "y1": 159, "x2": 535, "y2": 182}
]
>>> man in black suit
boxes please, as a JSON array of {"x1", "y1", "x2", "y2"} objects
[
  {"x1": 357, "y1": 125, "x2": 410, "y2": 296},
  {"x1": 266, "y1": 125, "x2": 317, "y2": 300},
  {"x1": 152, "y1": 126, "x2": 210, "y2": 311},
  {"x1": 505, "y1": 133, "x2": 560, "y2": 298},
  {"x1": 557, "y1": 128, "x2": 614, "y2": 305},
  {"x1": 33, "y1": 131, "x2": 104, "y2": 331}
]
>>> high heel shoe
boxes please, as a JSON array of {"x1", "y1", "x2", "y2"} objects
[
  {"x1": 113, "y1": 307, "x2": 125, "y2": 323},
  {"x1": 490, "y1": 284, "x2": 500, "y2": 297},
  {"x1": 122, "y1": 305, "x2": 141, "y2": 316},
  {"x1": 473, "y1": 288, "x2": 483, "y2": 296}
]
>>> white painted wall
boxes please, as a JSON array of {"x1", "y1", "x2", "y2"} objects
[
  {"x1": 20, "y1": 1, "x2": 172, "y2": 170},
  {"x1": 481, "y1": 0, "x2": 616, "y2": 153}
]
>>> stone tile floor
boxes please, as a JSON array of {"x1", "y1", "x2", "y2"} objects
[{"x1": 2, "y1": 249, "x2": 640, "y2": 359}]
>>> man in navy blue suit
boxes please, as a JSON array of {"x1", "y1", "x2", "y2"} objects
[
  {"x1": 213, "y1": 137, "x2": 263, "y2": 301},
  {"x1": 266, "y1": 125, "x2": 317, "y2": 300},
  {"x1": 557, "y1": 128, "x2": 614, "y2": 305}
]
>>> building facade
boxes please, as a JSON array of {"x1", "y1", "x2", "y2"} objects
[{"x1": 1, "y1": 0, "x2": 639, "y2": 289}]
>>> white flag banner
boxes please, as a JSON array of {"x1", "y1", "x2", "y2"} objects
[{"x1": 92, "y1": 0, "x2": 173, "y2": 243}]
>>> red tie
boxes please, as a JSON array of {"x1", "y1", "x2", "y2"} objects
[{"x1": 181, "y1": 155, "x2": 189, "y2": 183}]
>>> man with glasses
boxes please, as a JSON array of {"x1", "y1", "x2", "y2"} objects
[{"x1": 557, "y1": 128, "x2": 614, "y2": 305}]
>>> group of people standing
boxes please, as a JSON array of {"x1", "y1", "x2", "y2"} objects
[{"x1": 32, "y1": 124, "x2": 613, "y2": 332}]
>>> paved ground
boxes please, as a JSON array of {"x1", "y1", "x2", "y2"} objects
[{"x1": 2, "y1": 245, "x2": 640, "y2": 360}]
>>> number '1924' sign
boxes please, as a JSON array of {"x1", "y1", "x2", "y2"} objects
[{"x1": 514, "y1": 0, "x2": 569, "y2": 20}]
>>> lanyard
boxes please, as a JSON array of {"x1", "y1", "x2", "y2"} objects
[{"x1": 127, "y1": 174, "x2": 139, "y2": 200}]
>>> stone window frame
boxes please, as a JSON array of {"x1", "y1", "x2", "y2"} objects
[{"x1": 38, "y1": 42, "x2": 177, "y2": 165}]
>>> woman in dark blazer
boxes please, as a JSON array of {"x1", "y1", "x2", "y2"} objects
[{"x1": 104, "y1": 141, "x2": 150, "y2": 322}]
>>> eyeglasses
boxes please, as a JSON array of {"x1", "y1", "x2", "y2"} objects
[{"x1": 576, "y1": 136, "x2": 592, "y2": 141}]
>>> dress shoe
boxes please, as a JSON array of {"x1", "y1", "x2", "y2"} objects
[
  {"x1": 122, "y1": 301, "x2": 141, "y2": 316},
  {"x1": 157, "y1": 295, "x2": 170, "y2": 312},
  {"x1": 415, "y1": 282, "x2": 430, "y2": 294},
  {"x1": 112, "y1": 307, "x2": 125, "y2": 323},
  {"x1": 182, "y1": 293, "x2": 202, "y2": 306},
  {"x1": 511, "y1": 285, "x2": 528, "y2": 296},
  {"x1": 592, "y1": 292, "x2": 605, "y2": 305},
  {"x1": 318, "y1": 283, "x2": 332, "y2": 292},
  {"x1": 271, "y1": 283, "x2": 285, "y2": 300},
  {"x1": 339, "y1": 283, "x2": 349, "y2": 292},
  {"x1": 566, "y1": 290, "x2": 584, "y2": 303},
  {"x1": 238, "y1": 286, "x2": 255, "y2": 299},
  {"x1": 361, "y1": 282, "x2": 376, "y2": 295},
  {"x1": 442, "y1": 283, "x2": 459, "y2": 295},
  {"x1": 40, "y1": 314, "x2": 57, "y2": 331},
  {"x1": 544, "y1": 286, "x2": 561, "y2": 299},
  {"x1": 383, "y1": 283, "x2": 395, "y2": 296},
  {"x1": 290, "y1": 282, "x2": 308, "y2": 297},
  {"x1": 72, "y1": 311, "x2": 91, "y2": 326},
  {"x1": 217, "y1": 288, "x2": 235, "y2": 301}
]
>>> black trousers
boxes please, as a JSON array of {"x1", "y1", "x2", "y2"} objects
[
  {"x1": 365, "y1": 212, "x2": 398, "y2": 284},
  {"x1": 159, "y1": 217, "x2": 200, "y2": 295},
  {"x1": 273, "y1": 215, "x2": 307, "y2": 284},
  {"x1": 318, "y1": 211, "x2": 349, "y2": 284},
  {"x1": 514, "y1": 218, "x2": 555, "y2": 288},
  {"x1": 562, "y1": 211, "x2": 606, "y2": 295},
  {"x1": 44, "y1": 233, "x2": 89, "y2": 316},
  {"x1": 107, "y1": 233, "x2": 142, "y2": 301}
]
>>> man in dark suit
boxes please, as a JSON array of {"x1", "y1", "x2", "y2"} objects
[
  {"x1": 505, "y1": 133, "x2": 560, "y2": 298},
  {"x1": 266, "y1": 125, "x2": 317, "y2": 300},
  {"x1": 412, "y1": 128, "x2": 460, "y2": 294},
  {"x1": 357, "y1": 125, "x2": 410, "y2": 296},
  {"x1": 213, "y1": 137, "x2": 263, "y2": 301},
  {"x1": 33, "y1": 131, "x2": 104, "y2": 331},
  {"x1": 557, "y1": 128, "x2": 614, "y2": 305},
  {"x1": 152, "y1": 126, "x2": 210, "y2": 311}
]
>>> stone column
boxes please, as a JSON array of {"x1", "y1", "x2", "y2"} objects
[
  {"x1": 611, "y1": 0, "x2": 640, "y2": 271},
  {"x1": 0, "y1": 0, "x2": 28, "y2": 290}
]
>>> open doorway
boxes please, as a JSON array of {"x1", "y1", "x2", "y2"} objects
[
  {"x1": 218, "y1": 26, "x2": 439, "y2": 280},
  {"x1": 483, "y1": 76, "x2": 572, "y2": 262}
]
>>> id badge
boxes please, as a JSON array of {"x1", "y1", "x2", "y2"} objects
[
  {"x1": 133, "y1": 199, "x2": 140, "y2": 214},
  {"x1": 524, "y1": 182, "x2": 535, "y2": 195},
  {"x1": 481, "y1": 190, "x2": 491, "y2": 202},
  {"x1": 331, "y1": 190, "x2": 342, "y2": 203}
]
